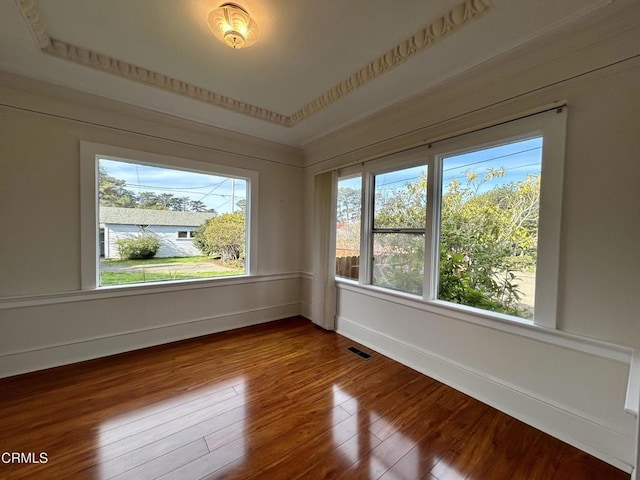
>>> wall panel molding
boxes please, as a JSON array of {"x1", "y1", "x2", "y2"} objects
[
  {"x1": 0, "y1": 272, "x2": 303, "y2": 309},
  {"x1": 0, "y1": 302, "x2": 301, "y2": 378}
]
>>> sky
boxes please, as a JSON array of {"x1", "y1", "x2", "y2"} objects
[
  {"x1": 442, "y1": 136, "x2": 542, "y2": 190},
  {"x1": 339, "y1": 136, "x2": 543, "y2": 196},
  {"x1": 99, "y1": 158, "x2": 247, "y2": 214}
]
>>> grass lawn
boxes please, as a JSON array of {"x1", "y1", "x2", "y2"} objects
[
  {"x1": 100, "y1": 270, "x2": 244, "y2": 286},
  {"x1": 101, "y1": 256, "x2": 214, "y2": 267}
]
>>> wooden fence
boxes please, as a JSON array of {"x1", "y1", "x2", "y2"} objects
[{"x1": 336, "y1": 256, "x2": 359, "y2": 280}]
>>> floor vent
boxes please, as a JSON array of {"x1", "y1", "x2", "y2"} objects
[{"x1": 347, "y1": 346, "x2": 372, "y2": 360}]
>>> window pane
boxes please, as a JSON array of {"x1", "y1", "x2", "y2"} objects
[
  {"x1": 336, "y1": 176, "x2": 361, "y2": 279},
  {"x1": 372, "y1": 233, "x2": 424, "y2": 295},
  {"x1": 438, "y1": 137, "x2": 542, "y2": 318},
  {"x1": 374, "y1": 165, "x2": 427, "y2": 229},
  {"x1": 98, "y1": 158, "x2": 247, "y2": 286}
]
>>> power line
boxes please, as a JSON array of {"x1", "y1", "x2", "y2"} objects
[
  {"x1": 212, "y1": 198, "x2": 232, "y2": 211},
  {"x1": 442, "y1": 146, "x2": 541, "y2": 172},
  {"x1": 125, "y1": 182, "x2": 224, "y2": 190},
  {"x1": 122, "y1": 184, "x2": 234, "y2": 197},
  {"x1": 375, "y1": 147, "x2": 542, "y2": 190},
  {"x1": 443, "y1": 162, "x2": 541, "y2": 183},
  {"x1": 199, "y1": 178, "x2": 231, "y2": 202}
]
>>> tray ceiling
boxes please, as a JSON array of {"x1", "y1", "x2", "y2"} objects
[{"x1": 0, "y1": 0, "x2": 618, "y2": 145}]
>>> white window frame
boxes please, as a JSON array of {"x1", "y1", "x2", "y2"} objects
[
  {"x1": 80, "y1": 142, "x2": 259, "y2": 290},
  {"x1": 338, "y1": 108, "x2": 567, "y2": 328},
  {"x1": 365, "y1": 152, "x2": 430, "y2": 292}
]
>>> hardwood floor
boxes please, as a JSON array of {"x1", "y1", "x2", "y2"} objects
[{"x1": 0, "y1": 317, "x2": 629, "y2": 479}]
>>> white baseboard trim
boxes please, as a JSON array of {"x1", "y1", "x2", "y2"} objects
[
  {"x1": 0, "y1": 303, "x2": 301, "y2": 379},
  {"x1": 337, "y1": 316, "x2": 634, "y2": 473},
  {"x1": 300, "y1": 302, "x2": 312, "y2": 320}
]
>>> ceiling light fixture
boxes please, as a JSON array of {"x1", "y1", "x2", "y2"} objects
[{"x1": 208, "y1": 3, "x2": 259, "y2": 49}]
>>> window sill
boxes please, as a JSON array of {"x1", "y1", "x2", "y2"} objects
[
  {"x1": 335, "y1": 279, "x2": 632, "y2": 363},
  {"x1": 97, "y1": 273, "x2": 248, "y2": 292}
]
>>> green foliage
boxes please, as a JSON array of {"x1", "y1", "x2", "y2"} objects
[
  {"x1": 371, "y1": 167, "x2": 539, "y2": 318},
  {"x1": 99, "y1": 167, "x2": 137, "y2": 208},
  {"x1": 438, "y1": 170, "x2": 538, "y2": 316},
  {"x1": 235, "y1": 199, "x2": 247, "y2": 214},
  {"x1": 194, "y1": 212, "x2": 246, "y2": 263},
  {"x1": 336, "y1": 186, "x2": 362, "y2": 256},
  {"x1": 98, "y1": 167, "x2": 216, "y2": 213},
  {"x1": 438, "y1": 245, "x2": 525, "y2": 316},
  {"x1": 101, "y1": 256, "x2": 210, "y2": 266},
  {"x1": 100, "y1": 269, "x2": 243, "y2": 286},
  {"x1": 337, "y1": 187, "x2": 361, "y2": 223},
  {"x1": 371, "y1": 233, "x2": 424, "y2": 295},
  {"x1": 374, "y1": 178, "x2": 427, "y2": 229},
  {"x1": 116, "y1": 234, "x2": 161, "y2": 260}
]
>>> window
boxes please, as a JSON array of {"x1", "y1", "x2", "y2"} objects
[
  {"x1": 372, "y1": 165, "x2": 427, "y2": 295},
  {"x1": 336, "y1": 175, "x2": 362, "y2": 280},
  {"x1": 437, "y1": 138, "x2": 541, "y2": 318},
  {"x1": 81, "y1": 142, "x2": 258, "y2": 289},
  {"x1": 335, "y1": 108, "x2": 566, "y2": 327}
]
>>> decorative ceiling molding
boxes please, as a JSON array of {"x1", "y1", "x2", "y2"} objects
[
  {"x1": 15, "y1": 0, "x2": 49, "y2": 49},
  {"x1": 15, "y1": 0, "x2": 492, "y2": 127},
  {"x1": 14, "y1": 0, "x2": 290, "y2": 126},
  {"x1": 289, "y1": 0, "x2": 492, "y2": 124}
]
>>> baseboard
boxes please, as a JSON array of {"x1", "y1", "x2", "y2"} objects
[
  {"x1": 300, "y1": 302, "x2": 312, "y2": 320},
  {"x1": 337, "y1": 316, "x2": 634, "y2": 473},
  {"x1": 0, "y1": 303, "x2": 301, "y2": 379}
]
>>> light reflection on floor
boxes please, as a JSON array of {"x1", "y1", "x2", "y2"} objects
[
  {"x1": 332, "y1": 384, "x2": 421, "y2": 479},
  {"x1": 97, "y1": 377, "x2": 246, "y2": 479}
]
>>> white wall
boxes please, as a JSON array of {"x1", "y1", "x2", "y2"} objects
[
  {"x1": 302, "y1": 5, "x2": 640, "y2": 471},
  {"x1": 0, "y1": 73, "x2": 304, "y2": 377},
  {"x1": 103, "y1": 224, "x2": 202, "y2": 259}
]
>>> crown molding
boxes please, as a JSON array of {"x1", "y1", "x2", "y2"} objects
[
  {"x1": 15, "y1": 0, "x2": 49, "y2": 49},
  {"x1": 14, "y1": 0, "x2": 492, "y2": 127},
  {"x1": 289, "y1": 0, "x2": 493, "y2": 124}
]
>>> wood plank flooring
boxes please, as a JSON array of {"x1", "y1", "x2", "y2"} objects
[{"x1": 0, "y1": 317, "x2": 629, "y2": 479}]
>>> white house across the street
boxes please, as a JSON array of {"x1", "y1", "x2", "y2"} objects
[{"x1": 99, "y1": 207, "x2": 215, "y2": 259}]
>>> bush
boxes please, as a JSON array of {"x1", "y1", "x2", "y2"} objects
[
  {"x1": 194, "y1": 212, "x2": 245, "y2": 264},
  {"x1": 116, "y1": 234, "x2": 161, "y2": 260},
  {"x1": 438, "y1": 244, "x2": 526, "y2": 317}
]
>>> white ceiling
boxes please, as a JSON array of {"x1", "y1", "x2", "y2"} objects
[{"x1": 0, "y1": 0, "x2": 621, "y2": 146}]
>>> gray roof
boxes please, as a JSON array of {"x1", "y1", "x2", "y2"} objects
[{"x1": 99, "y1": 207, "x2": 215, "y2": 227}]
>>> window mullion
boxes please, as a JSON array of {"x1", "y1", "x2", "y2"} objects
[
  {"x1": 372, "y1": 228, "x2": 425, "y2": 234},
  {"x1": 359, "y1": 172, "x2": 374, "y2": 285},
  {"x1": 424, "y1": 155, "x2": 440, "y2": 301}
]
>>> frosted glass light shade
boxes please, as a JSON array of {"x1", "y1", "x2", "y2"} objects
[{"x1": 208, "y1": 3, "x2": 259, "y2": 49}]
